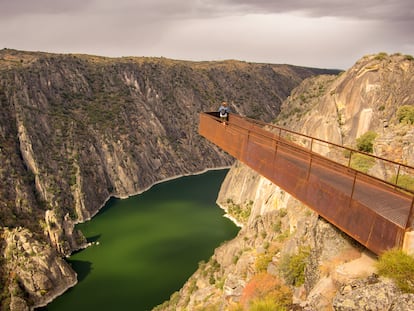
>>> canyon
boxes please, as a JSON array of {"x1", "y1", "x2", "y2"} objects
[{"x1": 0, "y1": 48, "x2": 335, "y2": 310}]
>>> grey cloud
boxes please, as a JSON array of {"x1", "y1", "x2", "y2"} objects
[
  {"x1": 207, "y1": 0, "x2": 414, "y2": 49},
  {"x1": 0, "y1": 0, "x2": 94, "y2": 18},
  {"x1": 1, "y1": 0, "x2": 413, "y2": 22},
  {"x1": 212, "y1": 0, "x2": 414, "y2": 21},
  {"x1": 0, "y1": 0, "x2": 412, "y2": 68},
  {"x1": 0, "y1": 0, "x2": 243, "y2": 22}
]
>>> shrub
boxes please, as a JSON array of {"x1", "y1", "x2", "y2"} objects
[
  {"x1": 389, "y1": 174, "x2": 414, "y2": 192},
  {"x1": 356, "y1": 131, "x2": 377, "y2": 153},
  {"x1": 255, "y1": 253, "x2": 273, "y2": 272},
  {"x1": 226, "y1": 199, "x2": 252, "y2": 223},
  {"x1": 278, "y1": 208, "x2": 287, "y2": 218},
  {"x1": 279, "y1": 247, "x2": 310, "y2": 286},
  {"x1": 273, "y1": 220, "x2": 282, "y2": 233},
  {"x1": 350, "y1": 153, "x2": 376, "y2": 174},
  {"x1": 375, "y1": 52, "x2": 388, "y2": 60},
  {"x1": 396, "y1": 105, "x2": 414, "y2": 125},
  {"x1": 215, "y1": 277, "x2": 225, "y2": 290},
  {"x1": 276, "y1": 230, "x2": 290, "y2": 243},
  {"x1": 376, "y1": 249, "x2": 414, "y2": 293},
  {"x1": 249, "y1": 296, "x2": 288, "y2": 311},
  {"x1": 240, "y1": 272, "x2": 292, "y2": 310},
  {"x1": 405, "y1": 55, "x2": 414, "y2": 61}
]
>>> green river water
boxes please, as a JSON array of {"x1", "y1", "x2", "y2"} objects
[{"x1": 40, "y1": 169, "x2": 239, "y2": 311}]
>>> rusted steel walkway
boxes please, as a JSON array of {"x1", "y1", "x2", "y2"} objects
[{"x1": 199, "y1": 112, "x2": 414, "y2": 255}]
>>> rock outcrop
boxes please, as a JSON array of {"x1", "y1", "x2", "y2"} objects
[
  {"x1": 333, "y1": 278, "x2": 414, "y2": 311},
  {"x1": 2, "y1": 227, "x2": 77, "y2": 310},
  {"x1": 0, "y1": 49, "x2": 335, "y2": 309},
  {"x1": 155, "y1": 53, "x2": 414, "y2": 311}
]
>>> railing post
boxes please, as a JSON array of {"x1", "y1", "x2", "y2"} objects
[
  {"x1": 273, "y1": 135, "x2": 279, "y2": 157},
  {"x1": 395, "y1": 164, "x2": 401, "y2": 189},
  {"x1": 272, "y1": 136, "x2": 279, "y2": 175},
  {"x1": 348, "y1": 171, "x2": 358, "y2": 208},
  {"x1": 306, "y1": 138, "x2": 314, "y2": 181},
  {"x1": 243, "y1": 128, "x2": 250, "y2": 162},
  {"x1": 347, "y1": 150, "x2": 353, "y2": 169},
  {"x1": 307, "y1": 154, "x2": 313, "y2": 181},
  {"x1": 406, "y1": 196, "x2": 414, "y2": 229}
]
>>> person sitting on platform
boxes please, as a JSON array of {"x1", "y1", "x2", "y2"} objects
[{"x1": 218, "y1": 101, "x2": 230, "y2": 125}]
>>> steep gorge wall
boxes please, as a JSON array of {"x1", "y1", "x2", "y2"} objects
[
  {"x1": 0, "y1": 49, "x2": 334, "y2": 309},
  {"x1": 157, "y1": 53, "x2": 414, "y2": 311},
  {"x1": 278, "y1": 53, "x2": 414, "y2": 154}
]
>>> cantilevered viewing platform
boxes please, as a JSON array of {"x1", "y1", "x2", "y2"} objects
[{"x1": 199, "y1": 112, "x2": 414, "y2": 255}]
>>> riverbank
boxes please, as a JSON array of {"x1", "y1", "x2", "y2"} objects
[
  {"x1": 39, "y1": 168, "x2": 238, "y2": 311},
  {"x1": 37, "y1": 167, "x2": 234, "y2": 310},
  {"x1": 79, "y1": 166, "x2": 233, "y2": 224}
]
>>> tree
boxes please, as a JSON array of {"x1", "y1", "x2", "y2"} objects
[{"x1": 356, "y1": 131, "x2": 377, "y2": 153}]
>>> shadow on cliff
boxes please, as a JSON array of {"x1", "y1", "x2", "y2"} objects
[
  {"x1": 96, "y1": 197, "x2": 119, "y2": 217},
  {"x1": 67, "y1": 259, "x2": 93, "y2": 282},
  {"x1": 36, "y1": 260, "x2": 93, "y2": 310}
]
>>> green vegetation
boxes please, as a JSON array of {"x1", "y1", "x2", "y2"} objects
[
  {"x1": 278, "y1": 208, "x2": 287, "y2": 218},
  {"x1": 276, "y1": 230, "x2": 290, "y2": 243},
  {"x1": 279, "y1": 247, "x2": 310, "y2": 286},
  {"x1": 376, "y1": 249, "x2": 414, "y2": 293},
  {"x1": 226, "y1": 199, "x2": 252, "y2": 224},
  {"x1": 374, "y1": 52, "x2": 388, "y2": 60},
  {"x1": 389, "y1": 174, "x2": 414, "y2": 192},
  {"x1": 255, "y1": 253, "x2": 274, "y2": 272},
  {"x1": 199, "y1": 257, "x2": 222, "y2": 287},
  {"x1": 249, "y1": 296, "x2": 288, "y2": 311},
  {"x1": 350, "y1": 153, "x2": 376, "y2": 174},
  {"x1": 396, "y1": 105, "x2": 414, "y2": 125},
  {"x1": 356, "y1": 131, "x2": 377, "y2": 153},
  {"x1": 273, "y1": 220, "x2": 282, "y2": 233}
]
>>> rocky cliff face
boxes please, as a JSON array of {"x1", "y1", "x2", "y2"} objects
[
  {"x1": 278, "y1": 53, "x2": 414, "y2": 159},
  {"x1": 0, "y1": 49, "x2": 335, "y2": 309},
  {"x1": 155, "y1": 53, "x2": 414, "y2": 310},
  {"x1": 2, "y1": 227, "x2": 77, "y2": 311}
]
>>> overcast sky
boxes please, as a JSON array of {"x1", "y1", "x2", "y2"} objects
[{"x1": 1, "y1": 0, "x2": 413, "y2": 69}]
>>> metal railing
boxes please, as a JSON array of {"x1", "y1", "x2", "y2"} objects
[
  {"x1": 204, "y1": 112, "x2": 414, "y2": 228},
  {"x1": 207, "y1": 112, "x2": 414, "y2": 194}
]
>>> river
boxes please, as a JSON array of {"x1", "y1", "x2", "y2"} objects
[{"x1": 39, "y1": 169, "x2": 239, "y2": 311}]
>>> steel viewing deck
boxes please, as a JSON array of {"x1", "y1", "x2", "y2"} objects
[{"x1": 199, "y1": 112, "x2": 414, "y2": 255}]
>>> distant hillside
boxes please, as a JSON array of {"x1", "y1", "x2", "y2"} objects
[{"x1": 0, "y1": 48, "x2": 338, "y2": 310}]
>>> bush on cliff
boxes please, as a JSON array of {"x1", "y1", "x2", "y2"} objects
[
  {"x1": 376, "y1": 249, "x2": 414, "y2": 293},
  {"x1": 356, "y1": 131, "x2": 377, "y2": 153},
  {"x1": 397, "y1": 105, "x2": 414, "y2": 125},
  {"x1": 278, "y1": 246, "x2": 310, "y2": 287}
]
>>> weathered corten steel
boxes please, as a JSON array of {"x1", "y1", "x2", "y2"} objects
[{"x1": 199, "y1": 112, "x2": 414, "y2": 255}]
